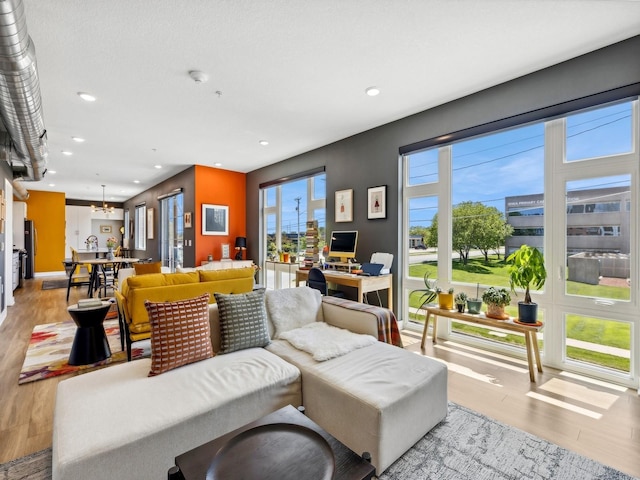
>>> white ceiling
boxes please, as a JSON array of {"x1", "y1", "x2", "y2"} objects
[{"x1": 19, "y1": 0, "x2": 640, "y2": 203}]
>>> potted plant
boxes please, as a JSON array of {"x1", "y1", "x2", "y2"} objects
[
  {"x1": 410, "y1": 272, "x2": 439, "y2": 323},
  {"x1": 482, "y1": 287, "x2": 511, "y2": 319},
  {"x1": 438, "y1": 287, "x2": 454, "y2": 310},
  {"x1": 467, "y1": 283, "x2": 482, "y2": 314},
  {"x1": 506, "y1": 244, "x2": 547, "y2": 324},
  {"x1": 454, "y1": 292, "x2": 467, "y2": 313}
]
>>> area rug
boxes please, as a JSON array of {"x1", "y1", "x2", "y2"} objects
[
  {"x1": 2, "y1": 403, "x2": 636, "y2": 480},
  {"x1": 41, "y1": 278, "x2": 70, "y2": 290},
  {"x1": 379, "y1": 403, "x2": 637, "y2": 480},
  {"x1": 18, "y1": 311, "x2": 150, "y2": 385}
]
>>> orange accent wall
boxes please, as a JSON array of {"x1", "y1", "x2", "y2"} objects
[
  {"x1": 24, "y1": 190, "x2": 66, "y2": 273},
  {"x1": 194, "y1": 165, "x2": 246, "y2": 264}
]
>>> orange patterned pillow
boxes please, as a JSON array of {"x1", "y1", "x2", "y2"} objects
[{"x1": 144, "y1": 293, "x2": 213, "y2": 376}]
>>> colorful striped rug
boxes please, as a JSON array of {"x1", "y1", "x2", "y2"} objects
[{"x1": 18, "y1": 310, "x2": 150, "y2": 385}]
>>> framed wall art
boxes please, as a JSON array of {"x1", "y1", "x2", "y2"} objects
[
  {"x1": 367, "y1": 185, "x2": 387, "y2": 219},
  {"x1": 100, "y1": 225, "x2": 112, "y2": 234},
  {"x1": 335, "y1": 189, "x2": 353, "y2": 223},
  {"x1": 184, "y1": 211, "x2": 192, "y2": 228},
  {"x1": 202, "y1": 204, "x2": 229, "y2": 235}
]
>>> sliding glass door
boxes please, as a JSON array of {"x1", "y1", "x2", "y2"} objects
[{"x1": 160, "y1": 192, "x2": 184, "y2": 271}]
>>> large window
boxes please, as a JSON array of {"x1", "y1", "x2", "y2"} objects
[
  {"x1": 402, "y1": 98, "x2": 639, "y2": 387},
  {"x1": 261, "y1": 171, "x2": 326, "y2": 289},
  {"x1": 134, "y1": 204, "x2": 146, "y2": 250}
]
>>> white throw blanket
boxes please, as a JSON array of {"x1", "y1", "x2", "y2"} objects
[{"x1": 279, "y1": 322, "x2": 377, "y2": 361}]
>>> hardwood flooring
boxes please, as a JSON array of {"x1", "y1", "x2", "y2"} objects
[{"x1": 1, "y1": 277, "x2": 639, "y2": 478}]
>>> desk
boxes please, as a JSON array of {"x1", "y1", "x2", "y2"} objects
[
  {"x1": 295, "y1": 269, "x2": 393, "y2": 310},
  {"x1": 420, "y1": 306, "x2": 543, "y2": 382}
]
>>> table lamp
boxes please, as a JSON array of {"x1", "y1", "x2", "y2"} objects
[{"x1": 234, "y1": 237, "x2": 247, "y2": 260}]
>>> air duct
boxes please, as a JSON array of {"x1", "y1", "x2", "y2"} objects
[{"x1": 0, "y1": 0, "x2": 47, "y2": 181}]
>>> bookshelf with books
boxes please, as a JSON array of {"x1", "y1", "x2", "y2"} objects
[{"x1": 303, "y1": 220, "x2": 319, "y2": 269}]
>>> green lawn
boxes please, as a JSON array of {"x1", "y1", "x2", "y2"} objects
[{"x1": 408, "y1": 255, "x2": 631, "y2": 372}]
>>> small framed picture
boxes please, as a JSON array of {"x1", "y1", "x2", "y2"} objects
[
  {"x1": 367, "y1": 185, "x2": 387, "y2": 219},
  {"x1": 335, "y1": 189, "x2": 353, "y2": 223},
  {"x1": 221, "y1": 244, "x2": 231, "y2": 259},
  {"x1": 100, "y1": 225, "x2": 112, "y2": 234},
  {"x1": 184, "y1": 212, "x2": 192, "y2": 228},
  {"x1": 202, "y1": 204, "x2": 229, "y2": 235}
]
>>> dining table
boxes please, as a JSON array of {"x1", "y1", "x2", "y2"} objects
[{"x1": 80, "y1": 257, "x2": 141, "y2": 298}]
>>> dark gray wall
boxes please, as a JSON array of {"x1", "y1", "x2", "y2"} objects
[
  {"x1": 247, "y1": 35, "x2": 640, "y2": 311},
  {"x1": 123, "y1": 166, "x2": 196, "y2": 266}
]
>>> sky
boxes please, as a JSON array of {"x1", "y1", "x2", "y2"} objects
[
  {"x1": 267, "y1": 100, "x2": 633, "y2": 233},
  {"x1": 408, "y1": 100, "x2": 633, "y2": 229}
]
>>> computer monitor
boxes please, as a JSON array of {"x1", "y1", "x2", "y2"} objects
[{"x1": 328, "y1": 230, "x2": 358, "y2": 263}]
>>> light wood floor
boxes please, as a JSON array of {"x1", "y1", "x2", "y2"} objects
[{"x1": 1, "y1": 277, "x2": 639, "y2": 477}]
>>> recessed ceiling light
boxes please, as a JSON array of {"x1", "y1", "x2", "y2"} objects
[
  {"x1": 365, "y1": 86, "x2": 380, "y2": 97},
  {"x1": 133, "y1": 180, "x2": 140, "y2": 184},
  {"x1": 72, "y1": 136, "x2": 85, "y2": 143},
  {"x1": 214, "y1": 162, "x2": 222, "y2": 167},
  {"x1": 77, "y1": 92, "x2": 96, "y2": 102},
  {"x1": 154, "y1": 165, "x2": 162, "y2": 169},
  {"x1": 259, "y1": 140, "x2": 269, "y2": 146},
  {"x1": 48, "y1": 183, "x2": 55, "y2": 187},
  {"x1": 61, "y1": 150, "x2": 73, "y2": 156},
  {"x1": 49, "y1": 170, "x2": 56, "y2": 174}
]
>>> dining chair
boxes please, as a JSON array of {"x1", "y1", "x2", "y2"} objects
[{"x1": 66, "y1": 247, "x2": 93, "y2": 301}]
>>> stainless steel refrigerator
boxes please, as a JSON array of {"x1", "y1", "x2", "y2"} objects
[{"x1": 24, "y1": 219, "x2": 36, "y2": 279}]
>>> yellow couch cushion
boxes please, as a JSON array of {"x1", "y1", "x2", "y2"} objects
[
  {"x1": 127, "y1": 273, "x2": 167, "y2": 289},
  {"x1": 164, "y1": 272, "x2": 199, "y2": 285},
  {"x1": 124, "y1": 268, "x2": 255, "y2": 334},
  {"x1": 134, "y1": 261, "x2": 162, "y2": 275}
]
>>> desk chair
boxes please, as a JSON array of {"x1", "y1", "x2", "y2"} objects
[
  {"x1": 306, "y1": 268, "x2": 345, "y2": 298},
  {"x1": 66, "y1": 247, "x2": 93, "y2": 301}
]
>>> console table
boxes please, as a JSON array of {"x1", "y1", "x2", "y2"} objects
[
  {"x1": 420, "y1": 306, "x2": 543, "y2": 382},
  {"x1": 295, "y1": 269, "x2": 393, "y2": 310}
]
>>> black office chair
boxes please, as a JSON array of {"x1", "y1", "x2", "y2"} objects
[{"x1": 307, "y1": 268, "x2": 345, "y2": 298}]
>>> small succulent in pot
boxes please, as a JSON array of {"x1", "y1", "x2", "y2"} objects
[
  {"x1": 454, "y1": 292, "x2": 467, "y2": 313},
  {"x1": 482, "y1": 287, "x2": 511, "y2": 319}
]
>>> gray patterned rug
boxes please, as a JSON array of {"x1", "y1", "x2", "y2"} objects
[
  {"x1": 1, "y1": 403, "x2": 636, "y2": 480},
  {"x1": 379, "y1": 403, "x2": 637, "y2": 480}
]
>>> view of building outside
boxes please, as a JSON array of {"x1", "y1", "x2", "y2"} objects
[{"x1": 404, "y1": 99, "x2": 635, "y2": 379}]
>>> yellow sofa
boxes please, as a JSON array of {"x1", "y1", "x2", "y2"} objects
[{"x1": 114, "y1": 267, "x2": 255, "y2": 359}]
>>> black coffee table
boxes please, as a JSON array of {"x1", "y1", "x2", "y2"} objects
[
  {"x1": 170, "y1": 405, "x2": 376, "y2": 480},
  {"x1": 67, "y1": 301, "x2": 112, "y2": 366}
]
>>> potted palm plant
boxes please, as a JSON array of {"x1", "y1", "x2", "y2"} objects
[
  {"x1": 482, "y1": 287, "x2": 511, "y2": 319},
  {"x1": 506, "y1": 244, "x2": 547, "y2": 324}
]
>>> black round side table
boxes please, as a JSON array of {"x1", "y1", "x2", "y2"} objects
[{"x1": 67, "y1": 301, "x2": 113, "y2": 366}]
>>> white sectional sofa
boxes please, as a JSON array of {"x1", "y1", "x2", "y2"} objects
[{"x1": 53, "y1": 286, "x2": 447, "y2": 479}]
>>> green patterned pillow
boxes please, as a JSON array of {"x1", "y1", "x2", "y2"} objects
[{"x1": 214, "y1": 289, "x2": 270, "y2": 354}]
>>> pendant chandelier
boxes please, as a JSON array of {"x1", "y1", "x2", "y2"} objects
[{"x1": 92, "y1": 184, "x2": 114, "y2": 213}]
